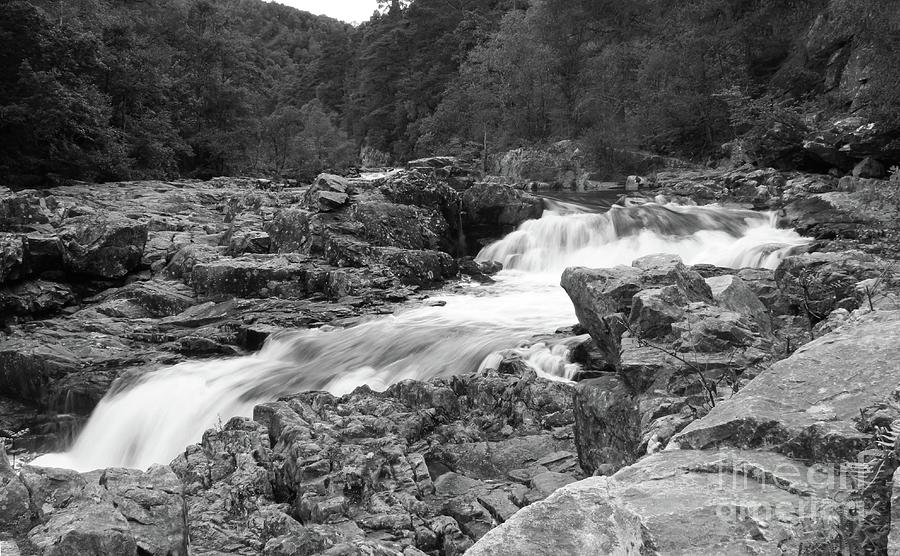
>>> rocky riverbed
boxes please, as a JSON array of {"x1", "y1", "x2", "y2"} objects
[{"x1": 3, "y1": 158, "x2": 900, "y2": 554}]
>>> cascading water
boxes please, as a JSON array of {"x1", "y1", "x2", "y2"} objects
[{"x1": 33, "y1": 199, "x2": 809, "y2": 472}]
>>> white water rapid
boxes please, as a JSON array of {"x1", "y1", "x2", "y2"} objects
[{"x1": 34, "y1": 200, "x2": 809, "y2": 471}]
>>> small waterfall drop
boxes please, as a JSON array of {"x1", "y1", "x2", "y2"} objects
[{"x1": 34, "y1": 200, "x2": 809, "y2": 471}]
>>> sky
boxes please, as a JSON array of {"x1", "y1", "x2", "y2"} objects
[{"x1": 272, "y1": 1, "x2": 381, "y2": 24}]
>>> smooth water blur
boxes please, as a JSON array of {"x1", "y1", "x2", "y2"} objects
[{"x1": 34, "y1": 199, "x2": 809, "y2": 471}]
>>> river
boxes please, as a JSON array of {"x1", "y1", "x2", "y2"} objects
[{"x1": 33, "y1": 198, "x2": 809, "y2": 471}]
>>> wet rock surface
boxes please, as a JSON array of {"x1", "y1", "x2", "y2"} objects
[
  {"x1": 0, "y1": 357, "x2": 585, "y2": 555},
  {"x1": 166, "y1": 363, "x2": 578, "y2": 555},
  {"x1": 0, "y1": 447, "x2": 188, "y2": 556},
  {"x1": 0, "y1": 171, "x2": 532, "y2": 452}
]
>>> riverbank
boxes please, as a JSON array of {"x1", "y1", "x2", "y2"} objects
[{"x1": 3, "y1": 160, "x2": 900, "y2": 554}]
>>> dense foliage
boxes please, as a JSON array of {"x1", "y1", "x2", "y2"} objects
[
  {"x1": 1, "y1": 0, "x2": 356, "y2": 184},
  {"x1": 1, "y1": 0, "x2": 898, "y2": 185}
]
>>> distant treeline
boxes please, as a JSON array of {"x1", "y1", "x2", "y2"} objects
[{"x1": 1, "y1": 0, "x2": 898, "y2": 185}]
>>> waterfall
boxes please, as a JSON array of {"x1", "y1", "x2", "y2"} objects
[{"x1": 33, "y1": 201, "x2": 809, "y2": 472}]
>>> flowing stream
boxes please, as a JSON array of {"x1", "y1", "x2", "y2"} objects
[{"x1": 34, "y1": 199, "x2": 809, "y2": 471}]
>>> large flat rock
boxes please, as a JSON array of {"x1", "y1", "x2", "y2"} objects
[
  {"x1": 672, "y1": 310, "x2": 900, "y2": 461},
  {"x1": 468, "y1": 449, "x2": 844, "y2": 555}
]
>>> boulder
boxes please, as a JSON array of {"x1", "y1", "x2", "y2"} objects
[
  {"x1": 266, "y1": 208, "x2": 319, "y2": 254},
  {"x1": 308, "y1": 190, "x2": 349, "y2": 213},
  {"x1": 380, "y1": 172, "x2": 461, "y2": 222},
  {"x1": 20, "y1": 464, "x2": 187, "y2": 556},
  {"x1": 560, "y1": 265, "x2": 640, "y2": 362},
  {"x1": 162, "y1": 244, "x2": 222, "y2": 282},
  {"x1": 468, "y1": 449, "x2": 845, "y2": 555},
  {"x1": 461, "y1": 184, "x2": 543, "y2": 244},
  {"x1": 0, "y1": 319, "x2": 163, "y2": 414},
  {"x1": 98, "y1": 466, "x2": 188, "y2": 555},
  {"x1": 624, "y1": 175, "x2": 648, "y2": 192},
  {"x1": 191, "y1": 255, "x2": 322, "y2": 299},
  {"x1": 573, "y1": 375, "x2": 641, "y2": 474},
  {"x1": 0, "y1": 444, "x2": 32, "y2": 534},
  {"x1": 779, "y1": 195, "x2": 865, "y2": 240},
  {"x1": 0, "y1": 190, "x2": 52, "y2": 231},
  {"x1": 377, "y1": 247, "x2": 457, "y2": 286},
  {"x1": 672, "y1": 310, "x2": 900, "y2": 461},
  {"x1": 117, "y1": 280, "x2": 196, "y2": 318},
  {"x1": 403, "y1": 158, "x2": 479, "y2": 190},
  {"x1": 0, "y1": 280, "x2": 76, "y2": 318},
  {"x1": 853, "y1": 156, "x2": 887, "y2": 179},
  {"x1": 671, "y1": 305, "x2": 770, "y2": 353},
  {"x1": 707, "y1": 274, "x2": 772, "y2": 331},
  {"x1": 227, "y1": 230, "x2": 271, "y2": 255},
  {"x1": 0, "y1": 233, "x2": 25, "y2": 284},
  {"x1": 616, "y1": 336, "x2": 764, "y2": 397},
  {"x1": 631, "y1": 254, "x2": 713, "y2": 301},
  {"x1": 736, "y1": 268, "x2": 786, "y2": 314},
  {"x1": 628, "y1": 286, "x2": 688, "y2": 340},
  {"x1": 492, "y1": 141, "x2": 588, "y2": 190},
  {"x1": 59, "y1": 214, "x2": 148, "y2": 278},
  {"x1": 22, "y1": 233, "x2": 63, "y2": 276},
  {"x1": 774, "y1": 250, "x2": 885, "y2": 320},
  {"x1": 346, "y1": 202, "x2": 450, "y2": 252},
  {"x1": 168, "y1": 365, "x2": 580, "y2": 554},
  {"x1": 304, "y1": 174, "x2": 351, "y2": 212},
  {"x1": 561, "y1": 255, "x2": 712, "y2": 362}
]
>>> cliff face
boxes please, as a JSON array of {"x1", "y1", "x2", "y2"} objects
[{"x1": 771, "y1": 0, "x2": 900, "y2": 172}]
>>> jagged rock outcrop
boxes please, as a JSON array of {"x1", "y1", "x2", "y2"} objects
[
  {"x1": 562, "y1": 254, "x2": 777, "y2": 474},
  {"x1": 0, "y1": 172, "x2": 542, "y2": 449},
  {"x1": 474, "y1": 307, "x2": 900, "y2": 554},
  {"x1": 0, "y1": 450, "x2": 188, "y2": 556},
  {"x1": 157, "y1": 361, "x2": 581, "y2": 555},
  {"x1": 560, "y1": 254, "x2": 714, "y2": 365},
  {"x1": 774, "y1": 249, "x2": 891, "y2": 320},
  {"x1": 59, "y1": 214, "x2": 148, "y2": 279},
  {"x1": 303, "y1": 173, "x2": 351, "y2": 212}
]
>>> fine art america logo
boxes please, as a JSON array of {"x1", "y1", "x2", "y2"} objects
[{"x1": 704, "y1": 450, "x2": 891, "y2": 550}]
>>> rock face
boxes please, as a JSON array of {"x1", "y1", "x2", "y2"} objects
[
  {"x1": 165, "y1": 362, "x2": 582, "y2": 555},
  {"x1": 461, "y1": 183, "x2": 543, "y2": 247},
  {"x1": 492, "y1": 140, "x2": 590, "y2": 190},
  {"x1": 774, "y1": 249, "x2": 889, "y2": 320},
  {"x1": 0, "y1": 171, "x2": 540, "y2": 453},
  {"x1": 468, "y1": 449, "x2": 845, "y2": 555},
  {"x1": 304, "y1": 173, "x2": 351, "y2": 212},
  {"x1": 802, "y1": 117, "x2": 900, "y2": 172},
  {"x1": 560, "y1": 254, "x2": 714, "y2": 365},
  {"x1": 573, "y1": 375, "x2": 640, "y2": 474},
  {"x1": 0, "y1": 452, "x2": 187, "y2": 556},
  {"x1": 0, "y1": 233, "x2": 25, "y2": 283},
  {"x1": 672, "y1": 310, "x2": 900, "y2": 461},
  {"x1": 59, "y1": 214, "x2": 148, "y2": 278},
  {"x1": 562, "y1": 254, "x2": 777, "y2": 474}
]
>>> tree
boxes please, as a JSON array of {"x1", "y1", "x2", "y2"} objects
[
  {"x1": 421, "y1": 9, "x2": 556, "y2": 158},
  {"x1": 295, "y1": 99, "x2": 354, "y2": 179},
  {"x1": 0, "y1": 2, "x2": 127, "y2": 184}
]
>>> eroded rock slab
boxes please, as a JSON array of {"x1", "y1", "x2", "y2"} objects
[
  {"x1": 673, "y1": 310, "x2": 900, "y2": 461},
  {"x1": 468, "y1": 449, "x2": 845, "y2": 555}
]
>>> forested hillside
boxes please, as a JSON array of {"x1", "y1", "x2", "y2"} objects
[{"x1": 2, "y1": 0, "x2": 898, "y2": 186}]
